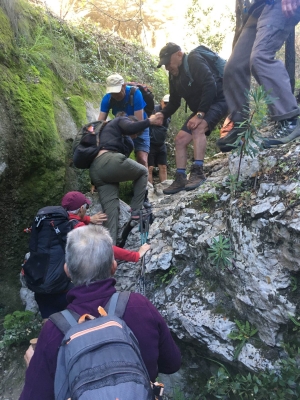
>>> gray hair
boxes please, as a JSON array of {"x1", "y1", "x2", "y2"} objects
[{"x1": 65, "y1": 225, "x2": 114, "y2": 286}]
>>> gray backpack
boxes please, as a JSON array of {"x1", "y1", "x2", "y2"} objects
[{"x1": 49, "y1": 292, "x2": 154, "y2": 400}]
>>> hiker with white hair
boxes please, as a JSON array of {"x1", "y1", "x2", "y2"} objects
[{"x1": 20, "y1": 225, "x2": 181, "y2": 400}]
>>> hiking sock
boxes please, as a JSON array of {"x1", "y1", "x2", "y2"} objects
[
  {"x1": 193, "y1": 160, "x2": 204, "y2": 167},
  {"x1": 176, "y1": 168, "x2": 186, "y2": 175}
]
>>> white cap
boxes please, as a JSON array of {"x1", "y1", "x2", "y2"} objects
[
  {"x1": 162, "y1": 94, "x2": 170, "y2": 102},
  {"x1": 106, "y1": 73, "x2": 124, "y2": 93}
]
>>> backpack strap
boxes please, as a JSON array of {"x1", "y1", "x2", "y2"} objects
[
  {"x1": 129, "y1": 86, "x2": 138, "y2": 107},
  {"x1": 183, "y1": 54, "x2": 194, "y2": 87},
  {"x1": 49, "y1": 309, "x2": 80, "y2": 335},
  {"x1": 105, "y1": 291, "x2": 131, "y2": 318}
]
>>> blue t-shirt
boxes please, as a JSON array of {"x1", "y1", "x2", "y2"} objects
[{"x1": 100, "y1": 86, "x2": 147, "y2": 119}]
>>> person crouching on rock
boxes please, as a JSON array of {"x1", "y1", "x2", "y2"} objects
[{"x1": 89, "y1": 113, "x2": 162, "y2": 244}]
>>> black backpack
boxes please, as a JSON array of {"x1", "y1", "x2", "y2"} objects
[
  {"x1": 110, "y1": 83, "x2": 155, "y2": 117},
  {"x1": 23, "y1": 206, "x2": 78, "y2": 294},
  {"x1": 183, "y1": 45, "x2": 227, "y2": 85},
  {"x1": 50, "y1": 292, "x2": 156, "y2": 400},
  {"x1": 73, "y1": 120, "x2": 106, "y2": 169}
]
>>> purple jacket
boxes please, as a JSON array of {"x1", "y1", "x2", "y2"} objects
[{"x1": 20, "y1": 278, "x2": 181, "y2": 400}]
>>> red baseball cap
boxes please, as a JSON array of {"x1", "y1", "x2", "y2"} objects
[{"x1": 61, "y1": 191, "x2": 91, "y2": 211}]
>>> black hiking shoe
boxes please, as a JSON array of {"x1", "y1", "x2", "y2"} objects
[
  {"x1": 262, "y1": 119, "x2": 300, "y2": 148},
  {"x1": 216, "y1": 127, "x2": 244, "y2": 153},
  {"x1": 163, "y1": 172, "x2": 188, "y2": 195},
  {"x1": 185, "y1": 165, "x2": 206, "y2": 191}
]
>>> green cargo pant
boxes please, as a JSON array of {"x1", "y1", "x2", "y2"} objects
[{"x1": 89, "y1": 151, "x2": 148, "y2": 244}]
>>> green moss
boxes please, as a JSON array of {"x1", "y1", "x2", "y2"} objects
[
  {"x1": 0, "y1": 7, "x2": 14, "y2": 63},
  {"x1": 0, "y1": 65, "x2": 65, "y2": 170},
  {"x1": 67, "y1": 95, "x2": 87, "y2": 127}
]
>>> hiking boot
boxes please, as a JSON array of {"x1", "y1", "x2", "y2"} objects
[
  {"x1": 163, "y1": 172, "x2": 188, "y2": 195},
  {"x1": 185, "y1": 165, "x2": 206, "y2": 191},
  {"x1": 131, "y1": 208, "x2": 149, "y2": 220},
  {"x1": 216, "y1": 127, "x2": 245, "y2": 153},
  {"x1": 262, "y1": 119, "x2": 300, "y2": 148}
]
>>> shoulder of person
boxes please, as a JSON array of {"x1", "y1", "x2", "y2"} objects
[
  {"x1": 127, "y1": 292, "x2": 163, "y2": 317},
  {"x1": 102, "y1": 93, "x2": 111, "y2": 102},
  {"x1": 187, "y1": 50, "x2": 206, "y2": 64}
]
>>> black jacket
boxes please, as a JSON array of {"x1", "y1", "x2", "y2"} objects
[
  {"x1": 161, "y1": 52, "x2": 225, "y2": 120},
  {"x1": 100, "y1": 116, "x2": 150, "y2": 157}
]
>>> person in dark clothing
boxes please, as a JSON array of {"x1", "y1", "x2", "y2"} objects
[
  {"x1": 89, "y1": 114, "x2": 161, "y2": 244},
  {"x1": 148, "y1": 94, "x2": 170, "y2": 184},
  {"x1": 30, "y1": 191, "x2": 150, "y2": 319},
  {"x1": 20, "y1": 225, "x2": 181, "y2": 400},
  {"x1": 156, "y1": 42, "x2": 227, "y2": 194},
  {"x1": 217, "y1": 0, "x2": 300, "y2": 152}
]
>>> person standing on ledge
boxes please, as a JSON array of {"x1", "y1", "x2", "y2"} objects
[
  {"x1": 148, "y1": 94, "x2": 171, "y2": 184},
  {"x1": 156, "y1": 43, "x2": 227, "y2": 195},
  {"x1": 217, "y1": 0, "x2": 300, "y2": 152}
]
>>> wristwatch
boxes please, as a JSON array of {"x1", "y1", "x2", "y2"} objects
[{"x1": 197, "y1": 112, "x2": 204, "y2": 119}]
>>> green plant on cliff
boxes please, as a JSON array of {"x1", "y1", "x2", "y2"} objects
[
  {"x1": 228, "y1": 319, "x2": 258, "y2": 360},
  {"x1": 0, "y1": 311, "x2": 42, "y2": 349},
  {"x1": 155, "y1": 266, "x2": 177, "y2": 288},
  {"x1": 230, "y1": 86, "x2": 274, "y2": 181},
  {"x1": 288, "y1": 314, "x2": 300, "y2": 331},
  {"x1": 208, "y1": 235, "x2": 233, "y2": 270},
  {"x1": 194, "y1": 192, "x2": 218, "y2": 212},
  {"x1": 204, "y1": 347, "x2": 300, "y2": 399}
]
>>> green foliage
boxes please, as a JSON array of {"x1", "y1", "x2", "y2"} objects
[
  {"x1": 228, "y1": 319, "x2": 258, "y2": 360},
  {"x1": 230, "y1": 86, "x2": 274, "y2": 181},
  {"x1": 67, "y1": 95, "x2": 87, "y2": 127},
  {"x1": 288, "y1": 314, "x2": 300, "y2": 331},
  {"x1": 185, "y1": 1, "x2": 235, "y2": 53},
  {"x1": 204, "y1": 349, "x2": 300, "y2": 399},
  {"x1": 208, "y1": 235, "x2": 233, "y2": 270},
  {"x1": 0, "y1": 6, "x2": 15, "y2": 63},
  {"x1": 155, "y1": 267, "x2": 177, "y2": 287},
  {"x1": 0, "y1": 311, "x2": 42, "y2": 349},
  {"x1": 192, "y1": 192, "x2": 218, "y2": 212},
  {"x1": 241, "y1": 190, "x2": 252, "y2": 204},
  {"x1": 225, "y1": 174, "x2": 243, "y2": 195},
  {"x1": 291, "y1": 276, "x2": 298, "y2": 292},
  {"x1": 172, "y1": 386, "x2": 187, "y2": 400}
]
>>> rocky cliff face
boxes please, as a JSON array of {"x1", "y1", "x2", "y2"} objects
[
  {"x1": 111, "y1": 141, "x2": 300, "y2": 395},
  {"x1": 18, "y1": 140, "x2": 300, "y2": 397}
]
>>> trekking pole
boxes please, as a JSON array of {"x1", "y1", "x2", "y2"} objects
[{"x1": 139, "y1": 210, "x2": 151, "y2": 296}]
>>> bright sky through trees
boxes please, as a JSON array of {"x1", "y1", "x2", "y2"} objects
[{"x1": 43, "y1": 0, "x2": 236, "y2": 57}]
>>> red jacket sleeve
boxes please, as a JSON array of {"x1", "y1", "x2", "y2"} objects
[{"x1": 113, "y1": 246, "x2": 140, "y2": 262}]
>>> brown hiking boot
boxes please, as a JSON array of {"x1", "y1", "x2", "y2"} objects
[
  {"x1": 163, "y1": 172, "x2": 188, "y2": 195},
  {"x1": 185, "y1": 165, "x2": 206, "y2": 191}
]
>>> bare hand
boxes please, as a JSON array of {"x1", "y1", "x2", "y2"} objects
[
  {"x1": 90, "y1": 212, "x2": 107, "y2": 224},
  {"x1": 187, "y1": 116, "x2": 208, "y2": 133},
  {"x1": 187, "y1": 115, "x2": 202, "y2": 131},
  {"x1": 91, "y1": 185, "x2": 96, "y2": 194},
  {"x1": 282, "y1": 0, "x2": 300, "y2": 17},
  {"x1": 149, "y1": 113, "x2": 163, "y2": 126},
  {"x1": 24, "y1": 345, "x2": 34, "y2": 368},
  {"x1": 138, "y1": 243, "x2": 151, "y2": 258}
]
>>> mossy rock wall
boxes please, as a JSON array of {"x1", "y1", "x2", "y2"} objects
[{"x1": 0, "y1": 0, "x2": 167, "y2": 313}]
